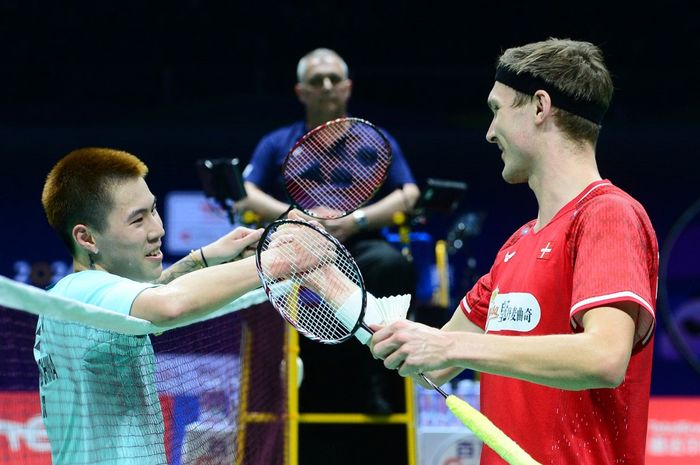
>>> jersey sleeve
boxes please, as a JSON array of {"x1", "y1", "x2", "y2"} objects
[
  {"x1": 244, "y1": 133, "x2": 279, "y2": 189},
  {"x1": 53, "y1": 271, "x2": 157, "y2": 317},
  {"x1": 460, "y1": 272, "x2": 492, "y2": 330},
  {"x1": 570, "y1": 196, "x2": 658, "y2": 346},
  {"x1": 382, "y1": 130, "x2": 416, "y2": 187}
]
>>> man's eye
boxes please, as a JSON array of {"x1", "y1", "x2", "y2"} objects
[
  {"x1": 307, "y1": 74, "x2": 343, "y2": 87},
  {"x1": 132, "y1": 217, "x2": 143, "y2": 224}
]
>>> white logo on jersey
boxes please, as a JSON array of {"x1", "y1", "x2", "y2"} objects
[
  {"x1": 486, "y1": 289, "x2": 541, "y2": 332},
  {"x1": 504, "y1": 251, "x2": 516, "y2": 262},
  {"x1": 538, "y1": 242, "x2": 553, "y2": 259}
]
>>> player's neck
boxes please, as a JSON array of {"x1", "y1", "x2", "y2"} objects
[
  {"x1": 530, "y1": 156, "x2": 601, "y2": 231},
  {"x1": 73, "y1": 257, "x2": 103, "y2": 274}
]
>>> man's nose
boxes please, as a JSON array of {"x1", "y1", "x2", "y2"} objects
[{"x1": 149, "y1": 221, "x2": 165, "y2": 241}]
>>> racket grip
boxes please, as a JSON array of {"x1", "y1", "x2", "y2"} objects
[{"x1": 445, "y1": 395, "x2": 541, "y2": 465}]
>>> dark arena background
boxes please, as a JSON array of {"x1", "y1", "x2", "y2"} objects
[{"x1": 1, "y1": 2, "x2": 699, "y2": 464}]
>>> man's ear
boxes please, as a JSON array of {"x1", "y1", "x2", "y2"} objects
[
  {"x1": 533, "y1": 89, "x2": 553, "y2": 124},
  {"x1": 294, "y1": 83, "x2": 307, "y2": 104},
  {"x1": 72, "y1": 224, "x2": 99, "y2": 255}
]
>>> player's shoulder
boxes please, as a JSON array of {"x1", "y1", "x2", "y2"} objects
[
  {"x1": 374, "y1": 123, "x2": 396, "y2": 138},
  {"x1": 261, "y1": 121, "x2": 304, "y2": 140},
  {"x1": 574, "y1": 182, "x2": 654, "y2": 232},
  {"x1": 49, "y1": 270, "x2": 127, "y2": 296},
  {"x1": 578, "y1": 182, "x2": 646, "y2": 215},
  {"x1": 375, "y1": 124, "x2": 401, "y2": 147},
  {"x1": 49, "y1": 270, "x2": 103, "y2": 290}
]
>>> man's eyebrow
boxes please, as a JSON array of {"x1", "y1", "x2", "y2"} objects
[
  {"x1": 308, "y1": 72, "x2": 343, "y2": 79},
  {"x1": 126, "y1": 197, "x2": 157, "y2": 222}
]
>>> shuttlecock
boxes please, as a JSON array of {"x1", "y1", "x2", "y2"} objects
[
  {"x1": 337, "y1": 291, "x2": 411, "y2": 345},
  {"x1": 374, "y1": 294, "x2": 411, "y2": 324}
]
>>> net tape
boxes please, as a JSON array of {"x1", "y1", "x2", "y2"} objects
[{"x1": 0, "y1": 275, "x2": 269, "y2": 335}]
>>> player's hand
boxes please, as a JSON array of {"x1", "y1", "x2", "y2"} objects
[
  {"x1": 261, "y1": 219, "x2": 336, "y2": 280},
  {"x1": 303, "y1": 261, "x2": 358, "y2": 303},
  {"x1": 370, "y1": 320, "x2": 453, "y2": 377},
  {"x1": 287, "y1": 209, "x2": 324, "y2": 230},
  {"x1": 201, "y1": 226, "x2": 264, "y2": 265},
  {"x1": 319, "y1": 215, "x2": 357, "y2": 243},
  {"x1": 306, "y1": 205, "x2": 343, "y2": 220}
]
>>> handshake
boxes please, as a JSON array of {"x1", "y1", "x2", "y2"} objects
[{"x1": 256, "y1": 210, "x2": 410, "y2": 345}]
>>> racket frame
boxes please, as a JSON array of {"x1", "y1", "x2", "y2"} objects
[
  {"x1": 280, "y1": 117, "x2": 392, "y2": 219},
  {"x1": 255, "y1": 218, "x2": 368, "y2": 343}
]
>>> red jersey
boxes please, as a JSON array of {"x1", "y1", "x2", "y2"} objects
[{"x1": 460, "y1": 180, "x2": 658, "y2": 465}]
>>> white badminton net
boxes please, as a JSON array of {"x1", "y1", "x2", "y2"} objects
[{"x1": 0, "y1": 275, "x2": 287, "y2": 465}]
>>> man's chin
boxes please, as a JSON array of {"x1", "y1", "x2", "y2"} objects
[
  {"x1": 152, "y1": 265, "x2": 164, "y2": 280},
  {"x1": 318, "y1": 102, "x2": 344, "y2": 115},
  {"x1": 141, "y1": 265, "x2": 163, "y2": 283},
  {"x1": 501, "y1": 168, "x2": 528, "y2": 185}
]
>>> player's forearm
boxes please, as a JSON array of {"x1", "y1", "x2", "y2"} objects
[
  {"x1": 449, "y1": 331, "x2": 629, "y2": 390},
  {"x1": 361, "y1": 184, "x2": 420, "y2": 229},
  {"x1": 242, "y1": 182, "x2": 290, "y2": 221},
  {"x1": 154, "y1": 253, "x2": 201, "y2": 285},
  {"x1": 135, "y1": 256, "x2": 262, "y2": 325}
]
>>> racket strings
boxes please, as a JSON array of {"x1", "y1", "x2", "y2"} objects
[
  {"x1": 285, "y1": 153, "x2": 383, "y2": 214},
  {"x1": 302, "y1": 126, "x2": 387, "y2": 188},
  {"x1": 260, "y1": 222, "x2": 363, "y2": 343},
  {"x1": 284, "y1": 120, "x2": 391, "y2": 218}
]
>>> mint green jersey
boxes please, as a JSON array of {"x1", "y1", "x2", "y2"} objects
[{"x1": 34, "y1": 270, "x2": 166, "y2": 465}]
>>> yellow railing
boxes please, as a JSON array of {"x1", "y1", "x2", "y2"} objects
[{"x1": 285, "y1": 326, "x2": 417, "y2": 465}]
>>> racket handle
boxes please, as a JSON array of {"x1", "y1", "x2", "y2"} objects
[{"x1": 445, "y1": 395, "x2": 541, "y2": 465}]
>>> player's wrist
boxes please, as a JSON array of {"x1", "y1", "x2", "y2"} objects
[
  {"x1": 189, "y1": 248, "x2": 209, "y2": 269},
  {"x1": 352, "y1": 209, "x2": 369, "y2": 232},
  {"x1": 203, "y1": 243, "x2": 233, "y2": 266}
]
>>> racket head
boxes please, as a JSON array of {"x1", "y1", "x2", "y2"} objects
[
  {"x1": 282, "y1": 117, "x2": 392, "y2": 219},
  {"x1": 255, "y1": 219, "x2": 367, "y2": 344}
]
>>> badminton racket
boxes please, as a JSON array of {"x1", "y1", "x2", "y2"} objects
[
  {"x1": 255, "y1": 219, "x2": 541, "y2": 465},
  {"x1": 279, "y1": 117, "x2": 392, "y2": 220},
  {"x1": 256, "y1": 219, "x2": 365, "y2": 343}
]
